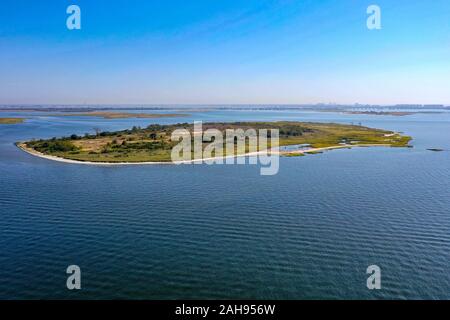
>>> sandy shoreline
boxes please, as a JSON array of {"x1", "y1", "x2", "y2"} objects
[{"x1": 17, "y1": 142, "x2": 392, "y2": 166}]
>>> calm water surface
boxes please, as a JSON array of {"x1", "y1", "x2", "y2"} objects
[{"x1": 0, "y1": 109, "x2": 449, "y2": 299}]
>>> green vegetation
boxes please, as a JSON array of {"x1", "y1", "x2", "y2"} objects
[
  {"x1": 31, "y1": 139, "x2": 79, "y2": 153},
  {"x1": 21, "y1": 121, "x2": 412, "y2": 163},
  {"x1": 0, "y1": 118, "x2": 24, "y2": 124}
]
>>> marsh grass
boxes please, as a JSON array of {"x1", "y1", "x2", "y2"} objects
[{"x1": 0, "y1": 118, "x2": 24, "y2": 124}]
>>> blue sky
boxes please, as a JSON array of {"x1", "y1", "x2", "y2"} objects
[{"x1": 0, "y1": 0, "x2": 449, "y2": 105}]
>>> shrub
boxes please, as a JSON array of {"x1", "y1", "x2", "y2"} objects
[{"x1": 35, "y1": 140, "x2": 79, "y2": 153}]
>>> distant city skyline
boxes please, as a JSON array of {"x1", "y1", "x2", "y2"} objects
[{"x1": 1, "y1": 0, "x2": 450, "y2": 105}]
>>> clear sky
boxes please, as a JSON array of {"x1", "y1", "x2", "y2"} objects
[{"x1": 0, "y1": 0, "x2": 449, "y2": 105}]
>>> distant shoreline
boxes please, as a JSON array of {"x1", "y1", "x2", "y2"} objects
[{"x1": 55, "y1": 111, "x2": 189, "y2": 119}]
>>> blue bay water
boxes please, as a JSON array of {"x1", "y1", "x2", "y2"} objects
[{"x1": 0, "y1": 109, "x2": 449, "y2": 299}]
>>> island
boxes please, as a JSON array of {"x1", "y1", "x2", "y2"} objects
[
  {"x1": 319, "y1": 109, "x2": 444, "y2": 116},
  {"x1": 17, "y1": 122, "x2": 412, "y2": 164},
  {"x1": 0, "y1": 118, "x2": 24, "y2": 124},
  {"x1": 56, "y1": 111, "x2": 189, "y2": 119}
]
